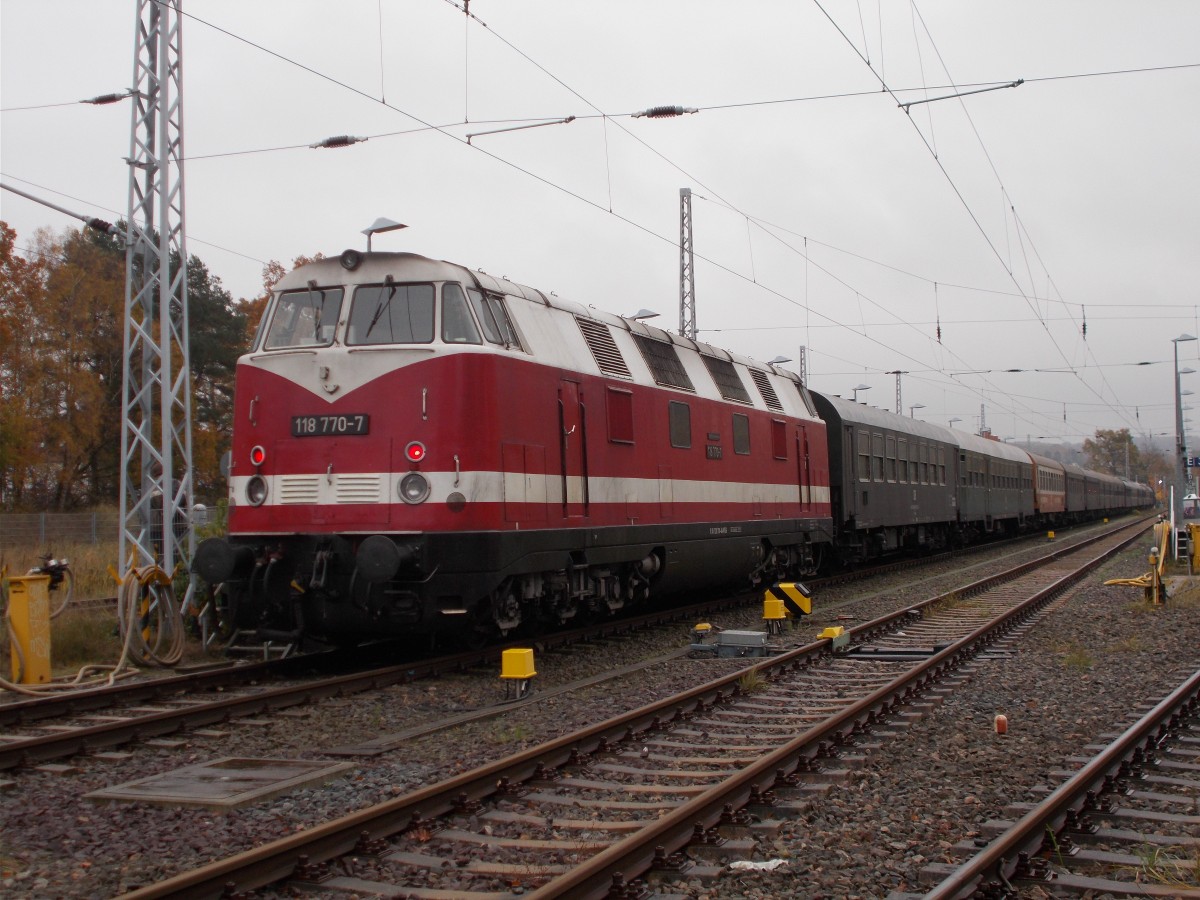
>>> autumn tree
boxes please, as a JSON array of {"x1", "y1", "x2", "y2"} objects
[
  {"x1": 1082, "y1": 428, "x2": 1141, "y2": 479},
  {"x1": 0, "y1": 220, "x2": 246, "y2": 511}
]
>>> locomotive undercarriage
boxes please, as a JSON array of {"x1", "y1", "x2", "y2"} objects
[{"x1": 194, "y1": 526, "x2": 823, "y2": 647}]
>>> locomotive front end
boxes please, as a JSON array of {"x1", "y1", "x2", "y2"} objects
[{"x1": 196, "y1": 251, "x2": 512, "y2": 646}]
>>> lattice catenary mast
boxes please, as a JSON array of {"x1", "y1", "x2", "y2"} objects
[
  {"x1": 119, "y1": 0, "x2": 193, "y2": 582},
  {"x1": 679, "y1": 187, "x2": 696, "y2": 340}
]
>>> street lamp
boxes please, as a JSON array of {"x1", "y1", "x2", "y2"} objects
[
  {"x1": 628, "y1": 309, "x2": 660, "y2": 321},
  {"x1": 852, "y1": 383, "x2": 871, "y2": 403},
  {"x1": 767, "y1": 355, "x2": 791, "y2": 366},
  {"x1": 1173, "y1": 333, "x2": 1197, "y2": 532},
  {"x1": 948, "y1": 417, "x2": 962, "y2": 428},
  {"x1": 909, "y1": 403, "x2": 925, "y2": 418}
]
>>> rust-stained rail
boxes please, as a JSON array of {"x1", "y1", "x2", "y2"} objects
[{"x1": 115, "y1": 521, "x2": 1148, "y2": 899}]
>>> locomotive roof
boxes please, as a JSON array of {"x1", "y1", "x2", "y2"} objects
[{"x1": 282, "y1": 250, "x2": 801, "y2": 380}]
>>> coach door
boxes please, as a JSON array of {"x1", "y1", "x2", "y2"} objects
[{"x1": 558, "y1": 380, "x2": 590, "y2": 518}]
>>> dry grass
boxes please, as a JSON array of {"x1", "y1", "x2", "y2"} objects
[{"x1": 0, "y1": 539, "x2": 120, "y2": 602}]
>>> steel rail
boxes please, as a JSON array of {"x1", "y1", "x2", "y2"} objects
[
  {"x1": 926, "y1": 668, "x2": 1200, "y2": 899},
  {"x1": 115, "y1": 521, "x2": 1147, "y2": 899}
]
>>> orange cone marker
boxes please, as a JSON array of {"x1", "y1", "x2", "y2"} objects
[{"x1": 994, "y1": 714, "x2": 1008, "y2": 735}]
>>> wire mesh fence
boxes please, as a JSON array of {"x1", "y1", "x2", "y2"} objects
[{"x1": 0, "y1": 511, "x2": 122, "y2": 548}]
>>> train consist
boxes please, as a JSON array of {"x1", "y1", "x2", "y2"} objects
[{"x1": 193, "y1": 251, "x2": 1154, "y2": 646}]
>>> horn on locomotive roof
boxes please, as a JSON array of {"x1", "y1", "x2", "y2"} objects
[{"x1": 361, "y1": 217, "x2": 407, "y2": 251}]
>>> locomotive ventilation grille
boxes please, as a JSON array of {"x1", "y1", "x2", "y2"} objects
[
  {"x1": 575, "y1": 318, "x2": 632, "y2": 379},
  {"x1": 749, "y1": 369, "x2": 783, "y2": 411},
  {"x1": 336, "y1": 474, "x2": 383, "y2": 504},
  {"x1": 278, "y1": 475, "x2": 320, "y2": 504}
]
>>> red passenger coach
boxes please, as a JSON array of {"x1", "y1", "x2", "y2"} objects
[{"x1": 195, "y1": 251, "x2": 833, "y2": 644}]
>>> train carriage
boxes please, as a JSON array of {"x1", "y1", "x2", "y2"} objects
[
  {"x1": 196, "y1": 251, "x2": 833, "y2": 644},
  {"x1": 1028, "y1": 451, "x2": 1067, "y2": 522},
  {"x1": 953, "y1": 432, "x2": 1035, "y2": 535},
  {"x1": 809, "y1": 392, "x2": 958, "y2": 561}
]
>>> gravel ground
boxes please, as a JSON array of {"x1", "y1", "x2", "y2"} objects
[{"x1": 1, "y1": 527, "x2": 1192, "y2": 899}]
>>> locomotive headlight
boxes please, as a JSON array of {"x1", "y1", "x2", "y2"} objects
[
  {"x1": 246, "y1": 475, "x2": 269, "y2": 506},
  {"x1": 398, "y1": 472, "x2": 430, "y2": 505}
]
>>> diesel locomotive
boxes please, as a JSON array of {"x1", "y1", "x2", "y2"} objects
[{"x1": 192, "y1": 250, "x2": 1153, "y2": 646}]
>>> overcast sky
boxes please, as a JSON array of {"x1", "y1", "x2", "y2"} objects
[{"x1": 2, "y1": 1, "x2": 1198, "y2": 451}]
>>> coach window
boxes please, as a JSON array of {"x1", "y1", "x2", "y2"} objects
[
  {"x1": 772, "y1": 420, "x2": 788, "y2": 460},
  {"x1": 897, "y1": 439, "x2": 908, "y2": 483},
  {"x1": 858, "y1": 430, "x2": 870, "y2": 481},
  {"x1": 669, "y1": 401, "x2": 692, "y2": 449},
  {"x1": 886, "y1": 435, "x2": 897, "y2": 482},
  {"x1": 607, "y1": 387, "x2": 634, "y2": 444},
  {"x1": 733, "y1": 413, "x2": 751, "y2": 455},
  {"x1": 347, "y1": 282, "x2": 434, "y2": 345},
  {"x1": 264, "y1": 286, "x2": 344, "y2": 349},
  {"x1": 938, "y1": 447, "x2": 946, "y2": 485},
  {"x1": 919, "y1": 444, "x2": 929, "y2": 484},
  {"x1": 871, "y1": 433, "x2": 884, "y2": 481},
  {"x1": 441, "y1": 284, "x2": 482, "y2": 344}
]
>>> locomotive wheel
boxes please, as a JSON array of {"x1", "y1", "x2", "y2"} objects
[{"x1": 490, "y1": 582, "x2": 522, "y2": 635}]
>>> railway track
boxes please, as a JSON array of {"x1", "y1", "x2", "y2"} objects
[
  {"x1": 923, "y1": 668, "x2": 1200, "y2": 898},
  {"x1": 1, "y1": 522, "x2": 1123, "y2": 771},
  {"x1": 113, "y1": 518, "x2": 1149, "y2": 898}
]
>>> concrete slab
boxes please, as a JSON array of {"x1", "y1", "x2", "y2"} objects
[{"x1": 84, "y1": 756, "x2": 354, "y2": 810}]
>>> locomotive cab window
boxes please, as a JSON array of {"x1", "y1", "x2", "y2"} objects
[
  {"x1": 347, "y1": 282, "x2": 434, "y2": 345},
  {"x1": 441, "y1": 283, "x2": 482, "y2": 344},
  {"x1": 465, "y1": 288, "x2": 523, "y2": 350},
  {"x1": 263, "y1": 285, "x2": 345, "y2": 350}
]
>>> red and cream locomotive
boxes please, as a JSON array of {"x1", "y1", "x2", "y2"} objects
[{"x1": 193, "y1": 250, "x2": 834, "y2": 644}]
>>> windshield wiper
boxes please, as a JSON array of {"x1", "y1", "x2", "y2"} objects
[
  {"x1": 306, "y1": 280, "x2": 324, "y2": 340},
  {"x1": 365, "y1": 275, "x2": 396, "y2": 339}
]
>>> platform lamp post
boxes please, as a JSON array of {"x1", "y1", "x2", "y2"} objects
[
  {"x1": 852, "y1": 383, "x2": 871, "y2": 403},
  {"x1": 1173, "y1": 333, "x2": 1197, "y2": 533},
  {"x1": 948, "y1": 416, "x2": 962, "y2": 429},
  {"x1": 909, "y1": 403, "x2": 925, "y2": 418}
]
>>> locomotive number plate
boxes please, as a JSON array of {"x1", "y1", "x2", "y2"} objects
[{"x1": 291, "y1": 414, "x2": 370, "y2": 436}]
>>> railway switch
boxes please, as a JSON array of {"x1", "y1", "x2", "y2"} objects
[
  {"x1": 6, "y1": 574, "x2": 52, "y2": 684},
  {"x1": 501, "y1": 648, "x2": 536, "y2": 700},
  {"x1": 818, "y1": 626, "x2": 851, "y2": 652}
]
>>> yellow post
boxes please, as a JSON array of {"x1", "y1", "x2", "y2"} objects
[
  {"x1": 500, "y1": 648, "x2": 536, "y2": 700},
  {"x1": 1188, "y1": 523, "x2": 1200, "y2": 570},
  {"x1": 6, "y1": 574, "x2": 52, "y2": 684}
]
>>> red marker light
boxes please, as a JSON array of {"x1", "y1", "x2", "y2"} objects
[
  {"x1": 250, "y1": 445, "x2": 266, "y2": 467},
  {"x1": 405, "y1": 441, "x2": 426, "y2": 463}
]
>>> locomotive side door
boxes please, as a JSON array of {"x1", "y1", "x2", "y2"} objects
[
  {"x1": 797, "y1": 424, "x2": 812, "y2": 511},
  {"x1": 558, "y1": 379, "x2": 589, "y2": 518}
]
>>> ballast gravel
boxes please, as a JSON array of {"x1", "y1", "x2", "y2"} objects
[{"x1": 1, "y1": 530, "x2": 1195, "y2": 899}]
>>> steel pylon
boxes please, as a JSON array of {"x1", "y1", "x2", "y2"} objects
[{"x1": 119, "y1": 0, "x2": 193, "y2": 583}]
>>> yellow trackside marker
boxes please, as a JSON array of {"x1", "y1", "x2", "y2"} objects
[
  {"x1": 1047, "y1": 531, "x2": 1055, "y2": 541},
  {"x1": 818, "y1": 626, "x2": 844, "y2": 640},
  {"x1": 6, "y1": 575, "x2": 52, "y2": 684},
  {"x1": 764, "y1": 582, "x2": 812, "y2": 618},
  {"x1": 501, "y1": 648, "x2": 536, "y2": 701}
]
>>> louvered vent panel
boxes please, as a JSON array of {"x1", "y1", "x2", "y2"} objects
[
  {"x1": 632, "y1": 334, "x2": 695, "y2": 391},
  {"x1": 336, "y1": 474, "x2": 382, "y2": 504},
  {"x1": 701, "y1": 355, "x2": 752, "y2": 404},
  {"x1": 576, "y1": 318, "x2": 632, "y2": 379},
  {"x1": 749, "y1": 369, "x2": 783, "y2": 411},
  {"x1": 278, "y1": 476, "x2": 320, "y2": 504}
]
